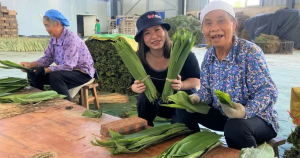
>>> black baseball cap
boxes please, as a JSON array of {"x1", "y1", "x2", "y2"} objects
[{"x1": 134, "y1": 11, "x2": 171, "y2": 42}]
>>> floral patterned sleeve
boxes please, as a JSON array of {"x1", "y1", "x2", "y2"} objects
[
  {"x1": 244, "y1": 46, "x2": 278, "y2": 118},
  {"x1": 36, "y1": 39, "x2": 54, "y2": 67},
  {"x1": 197, "y1": 54, "x2": 213, "y2": 104},
  {"x1": 49, "y1": 39, "x2": 79, "y2": 72}
]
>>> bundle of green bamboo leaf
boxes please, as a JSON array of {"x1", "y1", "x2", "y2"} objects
[
  {"x1": 0, "y1": 91, "x2": 66, "y2": 104},
  {"x1": 239, "y1": 142, "x2": 274, "y2": 158},
  {"x1": 161, "y1": 91, "x2": 210, "y2": 114},
  {"x1": 113, "y1": 38, "x2": 158, "y2": 102},
  {"x1": 215, "y1": 90, "x2": 234, "y2": 108},
  {"x1": 0, "y1": 77, "x2": 29, "y2": 96},
  {"x1": 155, "y1": 131, "x2": 222, "y2": 158},
  {"x1": 0, "y1": 37, "x2": 49, "y2": 52},
  {"x1": 82, "y1": 109, "x2": 102, "y2": 118},
  {"x1": 91, "y1": 123, "x2": 191, "y2": 155},
  {"x1": 162, "y1": 29, "x2": 196, "y2": 102},
  {"x1": 85, "y1": 39, "x2": 133, "y2": 95},
  {"x1": 0, "y1": 60, "x2": 31, "y2": 71}
]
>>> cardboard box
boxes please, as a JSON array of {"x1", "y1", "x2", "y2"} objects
[
  {"x1": 10, "y1": 23, "x2": 18, "y2": 27},
  {"x1": 0, "y1": 23, "x2": 9, "y2": 26},
  {"x1": 8, "y1": 10, "x2": 16, "y2": 15},
  {"x1": 0, "y1": 6, "x2": 8, "y2": 13}
]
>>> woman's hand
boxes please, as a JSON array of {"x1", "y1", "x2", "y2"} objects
[
  {"x1": 131, "y1": 80, "x2": 146, "y2": 94},
  {"x1": 219, "y1": 101, "x2": 246, "y2": 118},
  {"x1": 171, "y1": 75, "x2": 183, "y2": 91},
  {"x1": 20, "y1": 62, "x2": 31, "y2": 72}
]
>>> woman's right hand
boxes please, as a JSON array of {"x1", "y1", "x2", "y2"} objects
[
  {"x1": 131, "y1": 80, "x2": 146, "y2": 94},
  {"x1": 20, "y1": 62, "x2": 31, "y2": 72}
]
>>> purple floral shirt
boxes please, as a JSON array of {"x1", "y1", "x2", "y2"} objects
[
  {"x1": 197, "y1": 36, "x2": 279, "y2": 133},
  {"x1": 36, "y1": 27, "x2": 95, "y2": 78}
]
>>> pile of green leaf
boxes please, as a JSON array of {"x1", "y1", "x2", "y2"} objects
[
  {"x1": 0, "y1": 60, "x2": 31, "y2": 71},
  {"x1": 239, "y1": 142, "x2": 274, "y2": 158},
  {"x1": 283, "y1": 126, "x2": 300, "y2": 158},
  {"x1": 0, "y1": 77, "x2": 28, "y2": 97},
  {"x1": 0, "y1": 91, "x2": 66, "y2": 104},
  {"x1": 91, "y1": 123, "x2": 191, "y2": 154},
  {"x1": 254, "y1": 34, "x2": 281, "y2": 54},
  {"x1": 82, "y1": 109, "x2": 102, "y2": 118},
  {"x1": 161, "y1": 91, "x2": 210, "y2": 114},
  {"x1": 155, "y1": 131, "x2": 222, "y2": 158},
  {"x1": 85, "y1": 39, "x2": 133, "y2": 95},
  {"x1": 164, "y1": 15, "x2": 203, "y2": 44},
  {"x1": 0, "y1": 37, "x2": 49, "y2": 52}
]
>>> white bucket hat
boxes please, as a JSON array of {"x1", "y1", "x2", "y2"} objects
[{"x1": 200, "y1": 1, "x2": 235, "y2": 24}]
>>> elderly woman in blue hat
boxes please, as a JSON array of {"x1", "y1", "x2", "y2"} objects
[
  {"x1": 131, "y1": 11, "x2": 201, "y2": 126},
  {"x1": 20, "y1": 9, "x2": 95, "y2": 101},
  {"x1": 177, "y1": 1, "x2": 279, "y2": 150}
]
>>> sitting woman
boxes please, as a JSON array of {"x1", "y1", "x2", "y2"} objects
[
  {"x1": 131, "y1": 11, "x2": 200, "y2": 126},
  {"x1": 178, "y1": 1, "x2": 279, "y2": 150},
  {"x1": 20, "y1": 9, "x2": 95, "y2": 101}
]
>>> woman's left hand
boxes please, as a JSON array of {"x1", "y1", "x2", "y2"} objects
[
  {"x1": 171, "y1": 75, "x2": 183, "y2": 91},
  {"x1": 219, "y1": 101, "x2": 246, "y2": 118}
]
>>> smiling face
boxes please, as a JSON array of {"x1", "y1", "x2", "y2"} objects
[
  {"x1": 202, "y1": 10, "x2": 236, "y2": 48},
  {"x1": 43, "y1": 18, "x2": 61, "y2": 37},
  {"x1": 143, "y1": 25, "x2": 166, "y2": 51}
]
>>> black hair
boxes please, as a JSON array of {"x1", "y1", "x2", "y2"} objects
[
  {"x1": 96, "y1": 19, "x2": 99, "y2": 22},
  {"x1": 136, "y1": 25, "x2": 171, "y2": 64}
]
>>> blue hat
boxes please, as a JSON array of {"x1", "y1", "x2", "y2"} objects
[
  {"x1": 45, "y1": 9, "x2": 70, "y2": 27},
  {"x1": 134, "y1": 11, "x2": 170, "y2": 42}
]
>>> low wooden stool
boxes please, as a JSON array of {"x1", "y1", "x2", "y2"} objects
[
  {"x1": 267, "y1": 137, "x2": 286, "y2": 157},
  {"x1": 78, "y1": 83, "x2": 100, "y2": 110}
]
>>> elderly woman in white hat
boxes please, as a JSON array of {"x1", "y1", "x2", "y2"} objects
[{"x1": 177, "y1": 1, "x2": 279, "y2": 150}]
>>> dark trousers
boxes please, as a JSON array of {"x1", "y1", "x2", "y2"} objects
[
  {"x1": 27, "y1": 70, "x2": 91, "y2": 101},
  {"x1": 137, "y1": 93, "x2": 177, "y2": 126},
  {"x1": 176, "y1": 107, "x2": 277, "y2": 150}
]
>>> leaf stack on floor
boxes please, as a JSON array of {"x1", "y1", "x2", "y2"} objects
[
  {"x1": 0, "y1": 90, "x2": 66, "y2": 104},
  {"x1": 91, "y1": 123, "x2": 191, "y2": 154},
  {"x1": 155, "y1": 131, "x2": 222, "y2": 158},
  {"x1": 85, "y1": 36, "x2": 135, "y2": 95},
  {"x1": 0, "y1": 77, "x2": 28, "y2": 96},
  {"x1": 161, "y1": 29, "x2": 196, "y2": 102},
  {"x1": 0, "y1": 37, "x2": 49, "y2": 51},
  {"x1": 161, "y1": 91, "x2": 210, "y2": 114}
]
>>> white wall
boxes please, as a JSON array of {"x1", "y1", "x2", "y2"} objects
[
  {"x1": 122, "y1": 0, "x2": 178, "y2": 18},
  {"x1": 0, "y1": 0, "x2": 108, "y2": 36}
]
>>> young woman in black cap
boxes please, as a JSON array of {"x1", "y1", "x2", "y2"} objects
[{"x1": 131, "y1": 11, "x2": 200, "y2": 126}]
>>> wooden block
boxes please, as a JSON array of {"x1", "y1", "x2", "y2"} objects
[
  {"x1": 0, "y1": 25, "x2": 4, "y2": 29},
  {"x1": 8, "y1": 10, "x2": 16, "y2": 15},
  {"x1": 2, "y1": 34, "x2": 9, "y2": 37},
  {"x1": 0, "y1": 20, "x2": 4, "y2": 23},
  {"x1": 8, "y1": 15, "x2": 16, "y2": 18},
  {"x1": 0, "y1": 30, "x2": 5, "y2": 34},
  {"x1": 100, "y1": 117, "x2": 148, "y2": 137},
  {"x1": 0, "y1": 17, "x2": 6, "y2": 20},
  {"x1": 3, "y1": 14, "x2": 9, "y2": 18},
  {"x1": 11, "y1": 29, "x2": 18, "y2": 32},
  {"x1": 5, "y1": 26, "x2": 13, "y2": 29},
  {"x1": 11, "y1": 34, "x2": 18, "y2": 37},
  {"x1": 11, "y1": 26, "x2": 17, "y2": 29},
  {"x1": 6, "y1": 31, "x2": 13, "y2": 35}
]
